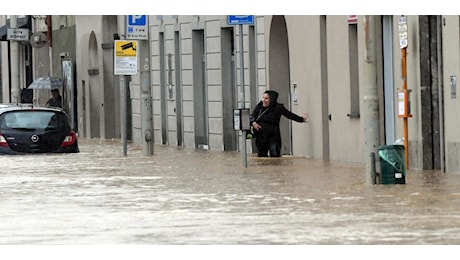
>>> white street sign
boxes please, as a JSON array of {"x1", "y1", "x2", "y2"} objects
[
  {"x1": 7, "y1": 28, "x2": 29, "y2": 41},
  {"x1": 398, "y1": 16, "x2": 408, "y2": 49}
]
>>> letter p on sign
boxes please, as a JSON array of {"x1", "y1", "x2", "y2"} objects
[{"x1": 128, "y1": 15, "x2": 146, "y2": 26}]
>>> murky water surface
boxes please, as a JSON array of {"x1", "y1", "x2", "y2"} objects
[{"x1": 1, "y1": 138, "x2": 460, "y2": 244}]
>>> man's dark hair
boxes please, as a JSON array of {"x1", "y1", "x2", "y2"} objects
[{"x1": 264, "y1": 90, "x2": 279, "y2": 105}]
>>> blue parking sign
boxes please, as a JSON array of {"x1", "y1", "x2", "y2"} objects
[
  {"x1": 126, "y1": 15, "x2": 148, "y2": 40},
  {"x1": 128, "y1": 15, "x2": 147, "y2": 26}
]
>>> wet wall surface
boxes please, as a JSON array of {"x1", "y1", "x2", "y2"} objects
[{"x1": 1, "y1": 138, "x2": 460, "y2": 245}]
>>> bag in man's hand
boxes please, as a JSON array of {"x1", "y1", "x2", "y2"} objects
[{"x1": 246, "y1": 126, "x2": 258, "y2": 139}]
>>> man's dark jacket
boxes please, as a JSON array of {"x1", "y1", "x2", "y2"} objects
[{"x1": 250, "y1": 90, "x2": 304, "y2": 137}]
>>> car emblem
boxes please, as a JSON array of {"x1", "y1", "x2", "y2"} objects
[{"x1": 31, "y1": 135, "x2": 39, "y2": 143}]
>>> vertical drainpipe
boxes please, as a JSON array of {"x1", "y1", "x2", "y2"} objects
[
  {"x1": 437, "y1": 15, "x2": 445, "y2": 172},
  {"x1": 363, "y1": 15, "x2": 380, "y2": 185}
]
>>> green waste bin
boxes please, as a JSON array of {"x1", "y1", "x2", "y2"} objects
[{"x1": 378, "y1": 145, "x2": 406, "y2": 184}]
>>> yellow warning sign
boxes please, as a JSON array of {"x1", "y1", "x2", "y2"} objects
[
  {"x1": 115, "y1": 40, "x2": 137, "y2": 57},
  {"x1": 114, "y1": 40, "x2": 138, "y2": 75}
]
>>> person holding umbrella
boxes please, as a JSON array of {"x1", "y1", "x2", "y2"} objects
[
  {"x1": 27, "y1": 76, "x2": 64, "y2": 108},
  {"x1": 46, "y1": 88, "x2": 62, "y2": 108}
]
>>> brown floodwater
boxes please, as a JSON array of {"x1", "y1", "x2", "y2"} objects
[{"x1": 1, "y1": 138, "x2": 460, "y2": 245}]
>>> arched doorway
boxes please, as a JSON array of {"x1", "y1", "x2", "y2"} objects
[{"x1": 269, "y1": 15, "x2": 291, "y2": 155}]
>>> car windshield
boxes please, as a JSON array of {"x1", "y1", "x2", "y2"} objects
[{"x1": 0, "y1": 110, "x2": 67, "y2": 131}]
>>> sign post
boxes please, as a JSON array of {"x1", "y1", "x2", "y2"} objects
[
  {"x1": 114, "y1": 39, "x2": 138, "y2": 156},
  {"x1": 398, "y1": 16, "x2": 411, "y2": 170},
  {"x1": 125, "y1": 15, "x2": 153, "y2": 156},
  {"x1": 228, "y1": 15, "x2": 254, "y2": 168}
]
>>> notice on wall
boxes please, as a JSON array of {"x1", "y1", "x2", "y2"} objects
[{"x1": 114, "y1": 40, "x2": 138, "y2": 75}]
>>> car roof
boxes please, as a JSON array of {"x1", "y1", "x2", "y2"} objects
[{"x1": 0, "y1": 103, "x2": 66, "y2": 115}]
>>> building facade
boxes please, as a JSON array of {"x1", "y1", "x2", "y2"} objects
[{"x1": 5, "y1": 15, "x2": 460, "y2": 173}]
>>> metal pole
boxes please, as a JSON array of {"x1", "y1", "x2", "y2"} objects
[
  {"x1": 363, "y1": 15, "x2": 380, "y2": 185},
  {"x1": 239, "y1": 24, "x2": 247, "y2": 167},
  {"x1": 401, "y1": 47, "x2": 409, "y2": 170},
  {"x1": 118, "y1": 15, "x2": 128, "y2": 157},
  {"x1": 120, "y1": 76, "x2": 127, "y2": 156},
  {"x1": 140, "y1": 39, "x2": 153, "y2": 156},
  {"x1": 10, "y1": 15, "x2": 20, "y2": 104}
]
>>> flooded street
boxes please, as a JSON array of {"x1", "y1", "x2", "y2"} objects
[{"x1": 2, "y1": 138, "x2": 460, "y2": 245}]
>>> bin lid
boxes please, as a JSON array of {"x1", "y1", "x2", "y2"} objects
[{"x1": 378, "y1": 144, "x2": 405, "y2": 150}]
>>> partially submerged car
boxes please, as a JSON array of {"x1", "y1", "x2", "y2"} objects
[{"x1": 0, "y1": 104, "x2": 79, "y2": 154}]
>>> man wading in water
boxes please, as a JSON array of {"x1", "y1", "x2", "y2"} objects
[{"x1": 250, "y1": 90, "x2": 308, "y2": 157}]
